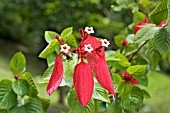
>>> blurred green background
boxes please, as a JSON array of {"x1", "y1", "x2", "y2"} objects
[{"x1": 0, "y1": 0, "x2": 170, "y2": 113}]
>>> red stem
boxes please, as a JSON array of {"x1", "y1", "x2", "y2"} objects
[{"x1": 55, "y1": 36, "x2": 63, "y2": 45}]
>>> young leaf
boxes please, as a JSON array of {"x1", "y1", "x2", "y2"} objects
[
  {"x1": 45, "y1": 31, "x2": 60, "y2": 43},
  {"x1": 10, "y1": 98, "x2": 42, "y2": 113},
  {"x1": 120, "y1": 86, "x2": 144, "y2": 112},
  {"x1": 133, "y1": 11, "x2": 145, "y2": 25},
  {"x1": 149, "y1": 0, "x2": 168, "y2": 24},
  {"x1": 73, "y1": 61, "x2": 94, "y2": 107},
  {"x1": 68, "y1": 90, "x2": 95, "y2": 113},
  {"x1": 94, "y1": 57, "x2": 116, "y2": 96},
  {"x1": 65, "y1": 34, "x2": 78, "y2": 48},
  {"x1": 22, "y1": 72, "x2": 38, "y2": 97},
  {"x1": 0, "y1": 80, "x2": 17, "y2": 109},
  {"x1": 46, "y1": 54, "x2": 64, "y2": 95},
  {"x1": 154, "y1": 28, "x2": 170, "y2": 54},
  {"x1": 12, "y1": 79, "x2": 29, "y2": 97},
  {"x1": 92, "y1": 80, "x2": 110, "y2": 103},
  {"x1": 127, "y1": 65, "x2": 146, "y2": 77},
  {"x1": 10, "y1": 52, "x2": 26, "y2": 75},
  {"x1": 61, "y1": 27, "x2": 73, "y2": 39},
  {"x1": 39, "y1": 39, "x2": 59, "y2": 59},
  {"x1": 118, "y1": 82, "x2": 132, "y2": 99},
  {"x1": 46, "y1": 53, "x2": 56, "y2": 67}
]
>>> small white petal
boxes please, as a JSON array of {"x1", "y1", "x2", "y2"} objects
[
  {"x1": 101, "y1": 39, "x2": 110, "y2": 48},
  {"x1": 84, "y1": 27, "x2": 94, "y2": 34},
  {"x1": 60, "y1": 44, "x2": 70, "y2": 53},
  {"x1": 84, "y1": 44, "x2": 93, "y2": 53}
]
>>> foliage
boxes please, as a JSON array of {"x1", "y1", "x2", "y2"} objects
[{"x1": 0, "y1": 52, "x2": 50, "y2": 113}]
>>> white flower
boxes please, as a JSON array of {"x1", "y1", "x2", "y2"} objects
[
  {"x1": 84, "y1": 44, "x2": 93, "y2": 53},
  {"x1": 101, "y1": 39, "x2": 110, "y2": 48},
  {"x1": 84, "y1": 27, "x2": 94, "y2": 34},
  {"x1": 60, "y1": 44, "x2": 70, "y2": 53}
]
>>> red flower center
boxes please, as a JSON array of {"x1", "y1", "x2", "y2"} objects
[
  {"x1": 63, "y1": 46, "x2": 67, "y2": 49},
  {"x1": 104, "y1": 41, "x2": 107, "y2": 44},
  {"x1": 88, "y1": 29, "x2": 91, "y2": 31}
]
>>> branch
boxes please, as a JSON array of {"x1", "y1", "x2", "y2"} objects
[{"x1": 129, "y1": 40, "x2": 149, "y2": 62}]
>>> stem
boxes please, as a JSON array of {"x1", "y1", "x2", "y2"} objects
[
  {"x1": 55, "y1": 36, "x2": 63, "y2": 45},
  {"x1": 94, "y1": 99, "x2": 99, "y2": 113},
  {"x1": 129, "y1": 40, "x2": 148, "y2": 62}
]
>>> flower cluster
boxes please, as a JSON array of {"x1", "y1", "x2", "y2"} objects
[
  {"x1": 122, "y1": 71, "x2": 138, "y2": 84},
  {"x1": 46, "y1": 27, "x2": 115, "y2": 107}
]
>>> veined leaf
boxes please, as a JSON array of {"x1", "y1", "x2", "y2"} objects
[
  {"x1": 39, "y1": 39, "x2": 59, "y2": 59},
  {"x1": 12, "y1": 79, "x2": 29, "y2": 97},
  {"x1": 146, "y1": 42, "x2": 161, "y2": 70},
  {"x1": 0, "y1": 80, "x2": 17, "y2": 109},
  {"x1": 22, "y1": 72, "x2": 38, "y2": 97},
  {"x1": 68, "y1": 90, "x2": 95, "y2": 113},
  {"x1": 10, "y1": 52, "x2": 26, "y2": 75},
  {"x1": 45, "y1": 31, "x2": 60, "y2": 43},
  {"x1": 142, "y1": 89, "x2": 151, "y2": 99},
  {"x1": 134, "y1": 25, "x2": 159, "y2": 43},
  {"x1": 124, "y1": 43, "x2": 138, "y2": 55},
  {"x1": 92, "y1": 80, "x2": 110, "y2": 103},
  {"x1": 46, "y1": 53, "x2": 56, "y2": 67},
  {"x1": 149, "y1": 0, "x2": 168, "y2": 24},
  {"x1": 36, "y1": 96, "x2": 50, "y2": 113},
  {"x1": 120, "y1": 86, "x2": 144, "y2": 112},
  {"x1": 0, "y1": 109, "x2": 8, "y2": 113},
  {"x1": 61, "y1": 27, "x2": 73, "y2": 39},
  {"x1": 42, "y1": 65, "x2": 54, "y2": 81},
  {"x1": 127, "y1": 65, "x2": 146, "y2": 77},
  {"x1": 107, "y1": 100, "x2": 124, "y2": 113},
  {"x1": 154, "y1": 28, "x2": 170, "y2": 54},
  {"x1": 10, "y1": 98, "x2": 42, "y2": 113},
  {"x1": 118, "y1": 82, "x2": 132, "y2": 99},
  {"x1": 65, "y1": 34, "x2": 78, "y2": 48}
]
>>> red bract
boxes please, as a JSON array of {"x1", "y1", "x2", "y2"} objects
[
  {"x1": 159, "y1": 20, "x2": 167, "y2": 27},
  {"x1": 94, "y1": 56, "x2": 116, "y2": 97},
  {"x1": 47, "y1": 54, "x2": 64, "y2": 95},
  {"x1": 122, "y1": 71, "x2": 138, "y2": 85},
  {"x1": 73, "y1": 61, "x2": 94, "y2": 107}
]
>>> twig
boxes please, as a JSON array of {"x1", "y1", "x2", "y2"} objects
[{"x1": 129, "y1": 40, "x2": 149, "y2": 62}]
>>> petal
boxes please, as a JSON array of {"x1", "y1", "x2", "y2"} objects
[
  {"x1": 94, "y1": 57, "x2": 116, "y2": 97},
  {"x1": 46, "y1": 54, "x2": 64, "y2": 95},
  {"x1": 130, "y1": 78, "x2": 138, "y2": 84},
  {"x1": 73, "y1": 61, "x2": 94, "y2": 107}
]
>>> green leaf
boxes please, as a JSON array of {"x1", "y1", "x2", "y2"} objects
[
  {"x1": 154, "y1": 28, "x2": 170, "y2": 54},
  {"x1": 61, "y1": 27, "x2": 73, "y2": 39},
  {"x1": 120, "y1": 86, "x2": 144, "y2": 112},
  {"x1": 68, "y1": 89, "x2": 95, "y2": 113},
  {"x1": 42, "y1": 65, "x2": 54, "y2": 82},
  {"x1": 107, "y1": 100, "x2": 124, "y2": 113},
  {"x1": 146, "y1": 42, "x2": 161, "y2": 70},
  {"x1": 39, "y1": 39, "x2": 59, "y2": 58},
  {"x1": 0, "y1": 109, "x2": 8, "y2": 113},
  {"x1": 118, "y1": 82, "x2": 132, "y2": 99},
  {"x1": 92, "y1": 80, "x2": 110, "y2": 103},
  {"x1": 45, "y1": 31, "x2": 60, "y2": 43},
  {"x1": 65, "y1": 34, "x2": 78, "y2": 48},
  {"x1": 134, "y1": 25, "x2": 159, "y2": 43},
  {"x1": 12, "y1": 79, "x2": 29, "y2": 97},
  {"x1": 127, "y1": 65, "x2": 146, "y2": 77},
  {"x1": 0, "y1": 80, "x2": 17, "y2": 109},
  {"x1": 112, "y1": 73, "x2": 122, "y2": 84},
  {"x1": 63, "y1": 58, "x2": 77, "y2": 87},
  {"x1": 46, "y1": 53, "x2": 56, "y2": 67},
  {"x1": 149, "y1": 0, "x2": 168, "y2": 24},
  {"x1": 22, "y1": 72, "x2": 38, "y2": 97},
  {"x1": 168, "y1": 52, "x2": 170, "y2": 62},
  {"x1": 133, "y1": 11, "x2": 145, "y2": 25},
  {"x1": 10, "y1": 52, "x2": 26, "y2": 75},
  {"x1": 36, "y1": 96, "x2": 50, "y2": 113},
  {"x1": 114, "y1": 35, "x2": 126, "y2": 48},
  {"x1": 10, "y1": 98, "x2": 42, "y2": 113},
  {"x1": 167, "y1": 0, "x2": 170, "y2": 28},
  {"x1": 107, "y1": 52, "x2": 131, "y2": 67},
  {"x1": 124, "y1": 43, "x2": 138, "y2": 55},
  {"x1": 142, "y1": 89, "x2": 151, "y2": 99}
]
